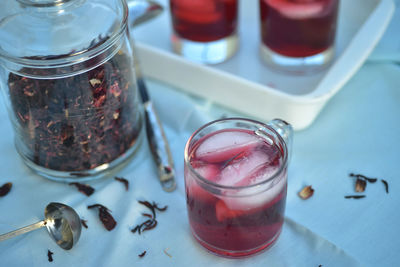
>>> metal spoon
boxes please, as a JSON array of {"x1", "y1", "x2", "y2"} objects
[{"x1": 0, "y1": 202, "x2": 81, "y2": 250}]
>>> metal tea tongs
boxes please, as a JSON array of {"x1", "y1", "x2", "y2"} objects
[
  {"x1": 128, "y1": 0, "x2": 164, "y2": 28},
  {"x1": 136, "y1": 69, "x2": 177, "y2": 192},
  {"x1": 129, "y1": 0, "x2": 177, "y2": 192}
]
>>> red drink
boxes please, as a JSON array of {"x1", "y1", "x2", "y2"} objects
[
  {"x1": 170, "y1": 0, "x2": 238, "y2": 42},
  {"x1": 169, "y1": 0, "x2": 239, "y2": 63},
  {"x1": 184, "y1": 121, "x2": 288, "y2": 257},
  {"x1": 260, "y1": 0, "x2": 339, "y2": 57}
]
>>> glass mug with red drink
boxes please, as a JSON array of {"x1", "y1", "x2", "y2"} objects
[
  {"x1": 169, "y1": 0, "x2": 239, "y2": 64},
  {"x1": 259, "y1": 0, "x2": 339, "y2": 73},
  {"x1": 184, "y1": 118, "x2": 293, "y2": 257}
]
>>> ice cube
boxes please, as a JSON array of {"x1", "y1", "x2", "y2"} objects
[
  {"x1": 217, "y1": 150, "x2": 271, "y2": 186},
  {"x1": 192, "y1": 163, "x2": 220, "y2": 182},
  {"x1": 266, "y1": 0, "x2": 324, "y2": 19},
  {"x1": 186, "y1": 164, "x2": 220, "y2": 202},
  {"x1": 220, "y1": 173, "x2": 287, "y2": 211},
  {"x1": 233, "y1": 148, "x2": 281, "y2": 187},
  {"x1": 196, "y1": 130, "x2": 261, "y2": 163},
  {"x1": 215, "y1": 172, "x2": 286, "y2": 220},
  {"x1": 216, "y1": 148, "x2": 284, "y2": 210},
  {"x1": 234, "y1": 164, "x2": 276, "y2": 187}
]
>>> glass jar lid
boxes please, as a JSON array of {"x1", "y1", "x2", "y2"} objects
[{"x1": 0, "y1": 0, "x2": 128, "y2": 66}]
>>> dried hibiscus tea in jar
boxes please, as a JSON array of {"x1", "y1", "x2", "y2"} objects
[{"x1": 7, "y1": 51, "x2": 142, "y2": 175}]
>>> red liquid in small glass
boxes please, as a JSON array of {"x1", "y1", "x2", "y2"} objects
[
  {"x1": 185, "y1": 129, "x2": 287, "y2": 257},
  {"x1": 170, "y1": 0, "x2": 238, "y2": 42},
  {"x1": 259, "y1": 0, "x2": 339, "y2": 57}
]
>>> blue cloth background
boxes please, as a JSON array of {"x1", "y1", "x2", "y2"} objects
[{"x1": 0, "y1": 0, "x2": 399, "y2": 266}]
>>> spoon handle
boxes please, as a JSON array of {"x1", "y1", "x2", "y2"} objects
[{"x1": 0, "y1": 220, "x2": 46, "y2": 242}]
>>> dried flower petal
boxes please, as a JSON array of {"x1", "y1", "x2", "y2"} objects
[
  {"x1": 81, "y1": 219, "x2": 88, "y2": 229},
  {"x1": 69, "y1": 182, "x2": 94, "y2": 196},
  {"x1": 87, "y1": 204, "x2": 117, "y2": 231},
  {"x1": 0, "y1": 182, "x2": 12, "y2": 197},
  {"x1": 355, "y1": 178, "x2": 367, "y2": 192},
  {"x1": 7, "y1": 52, "x2": 142, "y2": 174},
  {"x1": 381, "y1": 179, "x2": 389, "y2": 194},
  {"x1": 138, "y1": 251, "x2": 146, "y2": 258},
  {"x1": 298, "y1": 185, "x2": 314, "y2": 200},
  {"x1": 344, "y1": 195, "x2": 366, "y2": 199},
  {"x1": 114, "y1": 176, "x2": 129, "y2": 191},
  {"x1": 47, "y1": 249, "x2": 54, "y2": 262}
]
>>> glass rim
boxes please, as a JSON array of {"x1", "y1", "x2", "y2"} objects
[
  {"x1": 184, "y1": 117, "x2": 289, "y2": 191},
  {"x1": 16, "y1": 0, "x2": 73, "y2": 7}
]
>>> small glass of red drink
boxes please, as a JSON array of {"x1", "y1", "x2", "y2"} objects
[
  {"x1": 184, "y1": 118, "x2": 293, "y2": 257},
  {"x1": 259, "y1": 0, "x2": 339, "y2": 73},
  {"x1": 169, "y1": 0, "x2": 239, "y2": 64}
]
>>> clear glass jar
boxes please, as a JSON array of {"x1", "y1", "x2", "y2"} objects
[{"x1": 0, "y1": 0, "x2": 144, "y2": 181}]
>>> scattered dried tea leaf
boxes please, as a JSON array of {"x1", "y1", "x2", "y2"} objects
[
  {"x1": 350, "y1": 173, "x2": 390, "y2": 196},
  {"x1": 355, "y1": 178, "x2": 367, "y2": 193},
  {"x1": 164, "y1": 248, "x2": 172, "y2": 258},
  {"x1": 138, "y1": 251, "x2": 146, "y2": 258},
  {"x1": 131, "y1": 225, "x2": 141, "y2": 234},
  {"x1": 81, "y1": 219, "x2": 88, "y2": 229},
  {"x1": 138, "y1": 200, "x2": 156, "y2": 218},
  {"x1": 0, "y1": 182, "x2": 12, "y2": 197},
  {"x1": 139, "y1": 201, "x2": 168, "y2": 216},
  {"x1": 381, "y1": 179, "x2": 389, "y2": 194},
  {"x1": 131, "y1": 200, "x2": 167, "y2": 235},
  {"x1": 131, "y1": 219, "x2": 158, "y2": 234},
  {"x1": 142, "y1": 213, "x2": 153, "y2": 219},
  {"x1": 298, "y1": 185, "x2": 314, "y2": 200},
  {"x1": 349, "y1": 173, "x2": 377, "y2": 183},
  {"x1": 142, "y1": 220, "x2": 157, "y2": 232},
  {"x1": 87, "y1": 204, "x2": 117, "y2": 231},
  {"x1": 114, "y1": 176, "x2": 129, "y2": 191},
  {"x1": 153, "y1": 203, "x2": 168, "y2": 212},
  {"x1": 47, "y1": 249, "x2": 54, "y2": 262},
  {"x1": 345, "y1": 195, "x2": 366, "y2": 199},
  {"x1": 69, "y1": 182, "x2": 94, "y2": 196}
]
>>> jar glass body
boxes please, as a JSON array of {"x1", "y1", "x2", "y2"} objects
[{"x1": 0, "y1": 0, "x2": 144, "y2": 181}]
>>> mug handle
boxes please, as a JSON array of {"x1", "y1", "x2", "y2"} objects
[{"x1": 267, "y1": 119, "x2": 293, "y2": 162}]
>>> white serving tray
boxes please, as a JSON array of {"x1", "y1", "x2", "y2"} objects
[{"x1": 132, "y1": 0, "x2": 395, "y2": 130}]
